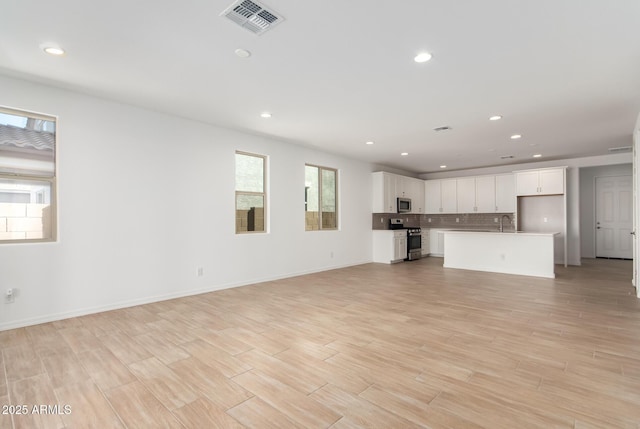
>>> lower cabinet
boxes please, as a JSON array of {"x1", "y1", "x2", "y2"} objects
[
  {"x1": 429, "y1": 229, "x2": 446, "y2": 257},
  {"x1": 421, "y1": 230, "x2": 430, "y2": 256},
  {"x1": 373, "y1": 230, "x2": 407, "y2": 263}
]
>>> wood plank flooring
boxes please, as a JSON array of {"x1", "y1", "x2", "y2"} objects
[{"x1": 1, "y1": 258, "x2": 639, "y2": 428}]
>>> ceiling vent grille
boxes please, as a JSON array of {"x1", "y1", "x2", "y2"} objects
[
  {"x1": 500, "y1": 155, "x2": 515, "y2": 159},
  {"x1": 608, "y1": 146, "x2": 632, "y2": 153},
  {"x1": 221, "y1": 0, "x2": 284, "y2": 35},
  {"x1": 433, "y1": 126, "x2": 452, "y2": 132}
]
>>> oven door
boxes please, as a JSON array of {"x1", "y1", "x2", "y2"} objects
[
  {"x1": 406, "y1": 232, "x2": 422, "y2": 260},
  {"x1": 407, "y1": 233, "x2": 421, "y2": 251}
]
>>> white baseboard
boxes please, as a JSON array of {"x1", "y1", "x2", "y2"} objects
[{"x1": 0, "y1": 259, "x2": 372, "y2": 332}]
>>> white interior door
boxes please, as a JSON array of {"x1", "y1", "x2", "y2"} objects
[{"x1": 596, "y1": 175, "x2": 633, "y2": 259}]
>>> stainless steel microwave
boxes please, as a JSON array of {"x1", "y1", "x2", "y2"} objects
[{"x1": 397, "y1": 197, "x2": 411, "y2": 213}]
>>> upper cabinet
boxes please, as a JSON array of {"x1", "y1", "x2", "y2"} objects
[
  {"x1": 495, "y1": 174, "x2": 516, "y2": 212},
  {"x1": 515, "y1": 168, "x2": 565, "y2": 196},
  {"x1": 456, "y1": 176, "x2": 496, "y2": 213},
  {"x1": 400, "y1": 176, "x2": 425, "y2": 213},
  {"x1": 427, "y1": 173, "x2": 516, "y2": 214},
  {"x1": 425, "y1": 179, "x2": 457, "y2": 214},
  {"x1": 372, "y1": 172, "x2": 397, "y2": 213},
  {"x1": 476, "y1": 176, "x2": 498, "y2": 212},
  {"x1": 375, "y1": 170, "x2": 527, "y2": 215},
  {"x1": 372, "y1": 172, "x2": 425, "y2": 214}
]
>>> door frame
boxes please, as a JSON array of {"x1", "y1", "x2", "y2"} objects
[{"x1": 634, "y1": 113, "x2": 640, "y2": 295}]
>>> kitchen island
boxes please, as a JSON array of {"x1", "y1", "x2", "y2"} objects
[{"x1": 443, "y1": 231, "x2": 559, "y2": 278}]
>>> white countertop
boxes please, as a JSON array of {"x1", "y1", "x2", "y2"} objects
[{"x1": 442, "y1": 230, "x2": 560, "y2": 237}]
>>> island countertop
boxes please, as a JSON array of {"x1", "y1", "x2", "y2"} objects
[
  {"x1": 443, "y1": 230, "x2": 560, "y2": 236},
  {"x1": 442, "y1": 230, "x2": 559, "y2": 278}
]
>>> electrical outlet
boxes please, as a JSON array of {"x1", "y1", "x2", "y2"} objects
[
  {"x1": 456, "y1": 218, "x2": 459, "y2": 223},
  {"x1": 428, "y1": 218, "x2": 431, "y2": 223},
  {"x1": 330, "y1": 251, "x2": 334, "y2": 258},
  {"x1": 380, "y1": 217, "x2": 384, "y2": 223},
  {"x1": 494, "y1": 218, "x2": 498, "y2": 223},
  {"x1": 5, "y1": 288, "x2": 15, "y2": 304},
  {"x1": 543, "y1": 217, "x2": 548, "y2": 223},
  {"x1": 197, "y1": 267, "x2": 204, "y2": 277}
]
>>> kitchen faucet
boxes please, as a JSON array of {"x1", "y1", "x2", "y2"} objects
[{"x1": 499, "y1": 214, "x2": 511, "y2": 233}]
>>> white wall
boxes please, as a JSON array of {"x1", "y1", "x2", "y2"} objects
[
  {"x1": 0, "y1": 75, "x2": 374, "y2": 330},
  {"x1": 579, "y1": 164, "x2": 633, "y2": 258}
]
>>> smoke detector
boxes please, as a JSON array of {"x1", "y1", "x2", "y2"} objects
[{"x1": 221, "y1": 0, "x2": 284, "y2": 35}]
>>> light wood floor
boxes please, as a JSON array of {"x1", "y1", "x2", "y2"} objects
[{"x1": 1, "y1": 258, "x2": 639, "y2": 428}]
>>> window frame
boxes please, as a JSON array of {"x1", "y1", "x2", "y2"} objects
[
  {"x1": 235, "y1": 150, "x2": 267, "y2": 234},
  {"x1": 0, "y1": 106, "x2": 57, "y2": 244},
  {"x1": 305, "y1": 163, "x2": 338, "y2": 231}
]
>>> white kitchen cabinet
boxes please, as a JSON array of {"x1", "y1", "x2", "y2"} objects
[
  {"x1": 402, "y1": 177, "x2": 425, "y2": 213},
  {"x1": 456, "y1": 177, "x2": 476, "y2": 213},
  {"x1": 539, "y1": 169, "x2": 564, "y2": 194},
  {"x1": 425, "y1": 179, "x2": 457, "y2": 214},
  {"x1": 441, "y1": 180, "x2": 457, "y2": 213},
  {"x1": 372, "y1": 172, "x2": 397, "y2": 213},
  {"x1": 424, "y1": 180, "x2": 441, "y2": 214},
  {"x1": 372, "y1": 230, "x2": 407, "y2": 263},
  {"x1": 495, "y1": 174, "x2": 516, "y2": 212},
  {"x1": 428, "y1": 229, "x2": 446, "y2": 257},
  {"x1": 475, "y1": 176, "x2": 497, "y2": 212},
  {"x1": 515, "y1": 168, "x2": 565, "y2": 196},
  {"x1": 455, "y1": 176, "x2": 496, "y2": 214},
  {"x1": 394, "y1": 232, "x2": 408, "y2": 261},
  {"x1": 372, "y1": 172, "x2": 424, "y2": 214},
  {"x1": 421, "y1": 230, "x2": 430, "y2": 256}
]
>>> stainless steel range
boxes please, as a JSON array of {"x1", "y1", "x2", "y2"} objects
[{"x1": 406, "y1": 227, "x2": 422, "y2": 261}]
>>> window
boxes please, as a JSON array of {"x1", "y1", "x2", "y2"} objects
[
  {"x1": 235, "y1": 151, "x2": 266, "y2": 233},
  {"x1": 0, "y1": 107, "x2": 56, "y2": 242},
  {"x1": 305, "y1": 164, "x2": 337, "y2": 231}
]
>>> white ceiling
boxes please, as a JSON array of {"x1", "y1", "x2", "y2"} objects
[{"x1": 1, "y1": 0, "x2": 639, "y2": 174}]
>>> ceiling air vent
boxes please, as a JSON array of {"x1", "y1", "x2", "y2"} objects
[
  {"x1": 608, "y1": 146, "x2": 632, "y2": 153},
  {"x1": 500, "y1": 155, "x2": 515, "y2": 160},
  {"x1": 221, "y1": 0, "x2": 284, "y2": 35},
  {"x1": 433, "y1": 126, "x2": 452, "y2": 132}
]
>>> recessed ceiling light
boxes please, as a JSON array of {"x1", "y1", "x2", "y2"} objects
[
  {"x1": 401, "y1": 152, "x2": 409, "y2": 156},
  {"x1": 510, "y1": 134, "x2": 522, "y2": 140},
  {"x1": 440, "y1": 165, "x2": 447, "y2": 169},
  {"x1": 235, "y1": 48, "x2": 251, "y2": 58},
  {"x1": 489, "y1": 115, "x2": 502, "y2": 121},
  {"x1": 365, "y1": 141, "x2": 374, "y2": 145},
  {"x1": 414, "y1": 52, "x2": 432, "y2": 63},
  {"x1": 260, "y1": 112, "x2": 272, "y2": 118},
  {"x1": 43, "y1": 46, "x2": 65, "y2": 56},
  {"x1": 533, "y1": 154, "x2": 542, "y2": 158}
]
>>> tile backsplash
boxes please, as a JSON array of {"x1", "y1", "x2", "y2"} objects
[{"x1": 372, "y1": 213, "x2": 515, "y2": 231}]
